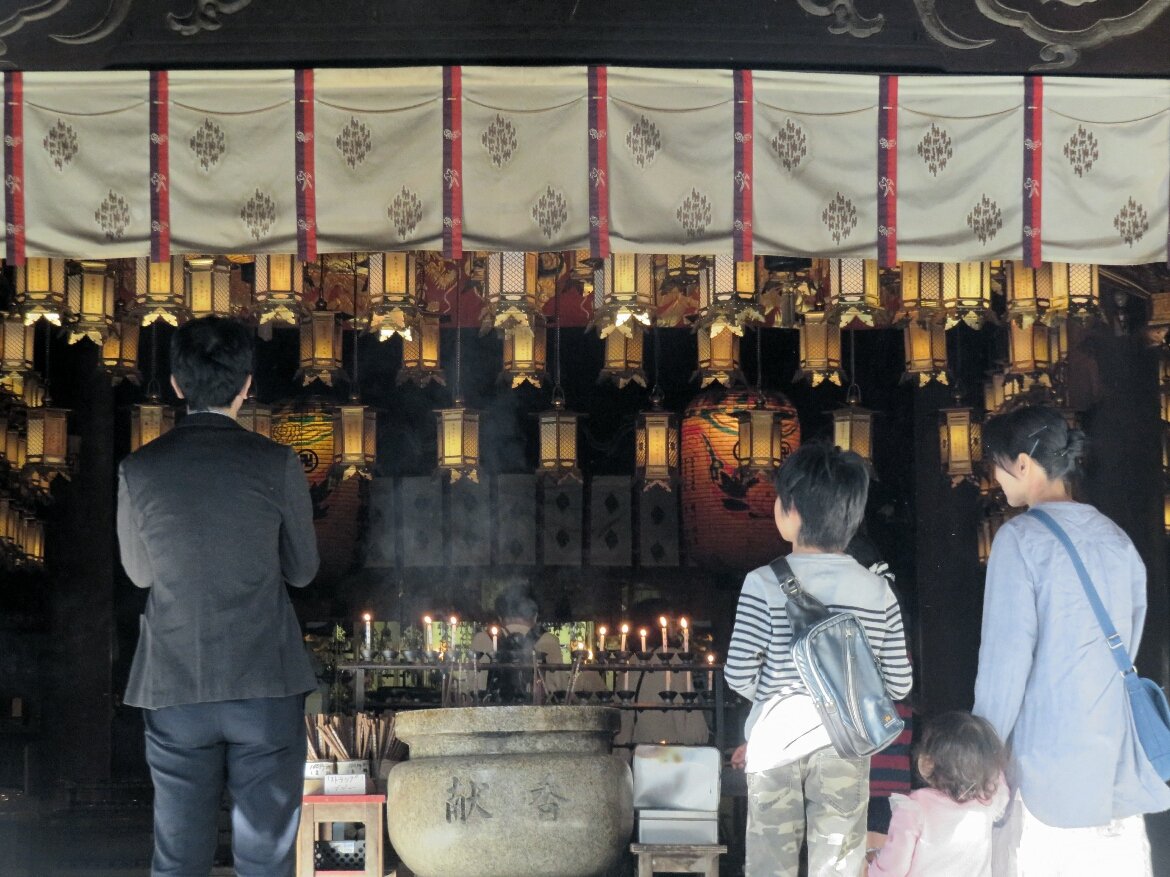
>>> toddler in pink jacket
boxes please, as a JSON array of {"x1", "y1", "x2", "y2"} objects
[{"x1": 869, "y1": 711, "x2": 1008, "y2": 877}]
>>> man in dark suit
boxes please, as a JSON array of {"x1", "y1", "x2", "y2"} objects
[{"x1": 117, "y1": 316, "x2": 319, "y2": 877}]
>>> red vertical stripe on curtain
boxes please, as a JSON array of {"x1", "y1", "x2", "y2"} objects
[
  {"x1": 4, "y1": 72, "x2": 24, "y2": 265},
  {"x1": 443, "y1": 66, "x2": 464, "y2": 260},
  {"x1": 295, "y1": 69, "x2": 317, "y2": 263},
  {"x1": 588, "y1": 65, "x2": 610, "y2": 260},
  {"x1": 1024, "y1": 77, "x2": 1043, "y2": 268},
  {"x1": 878, "y1": 75, "x2": 898, "y2": 268},
  {"x1": 150, "y1": 71, "x2": 170, "y2": 263},
  {"x1": 734, "y1": 69, "x2": 753, "y2": 262}
]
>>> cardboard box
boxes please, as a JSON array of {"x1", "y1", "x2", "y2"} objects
[
  {"x1": 323, "y1": 773, "x2": 373, "y2": 795},
  {"x1": 637, "y1": 809, "x2": 719, "y2": 844}
]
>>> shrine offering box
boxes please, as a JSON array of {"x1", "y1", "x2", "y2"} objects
[{"x1": 632, "y1": 745, "x2": 720, "y2": 811}]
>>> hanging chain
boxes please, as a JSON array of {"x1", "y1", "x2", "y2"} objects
[
  {"x1": 147, "y1": 320, "x2": 160, "y2": 401},
  {"x1": 847, "y1": 328, "x2": 860, "y2": 406}
]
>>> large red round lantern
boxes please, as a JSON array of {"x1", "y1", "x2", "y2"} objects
[{"x1": 681, "y1": 388, "x2": 801, "y2": 571}]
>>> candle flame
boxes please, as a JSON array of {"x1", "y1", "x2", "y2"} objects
[
  {"x1": 639, "y1": 628, "x2": 648, "y2": 637},
  {"x1": 620, "y1": 623, "x2": 629, "y2": 634},
  {"x1": 598, "y1": 625, "x2": 607, "y2": 636},
  {"x1": 490, "y1": 625, "x2": 498, "y2": 635},
  {"x1": 362, "y1": 612, "x2": 371, "y2": 622},
  {"x1": 679, "y1": 617, "x2": 688, "y2": 629},
  {"x1": 659, "y1": 615, "x2": 668, "y2": 628},
  {"x1": 706, "y1": 652, "x2": 716, "y2": 664},
  {"x1": 449, "y1": 615, "x2": 458, "y2": 626},
  {"x1": 423, "y1": 615, "x2": 432, "y2": 624}
]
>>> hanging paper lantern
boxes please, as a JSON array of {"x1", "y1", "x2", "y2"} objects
[
  {"x1": 635, "y1": 403, "x2": 680, "y2": 491},
  {"x1": 831, "y1": 398, "x2": 875, "y2": 463},
  {"x1": 1006, "y1": 320, "x2": 1052, "y2": 383},
  {"x1": 15, "y1": 258, "x2": 67, "y2": 326},
  {"x1": 696, "y1": 255, "x2": 763, "y2": 336},
  {"x1": 484, "y1": 252, "x2": 539, "y2": 332},
  {"x1": 0, "y1": 315, "x2": 34, "y2": 390},
  {"x1": 271, "y1": 401, "x2": 333, "y2": 485},
  {"x1": 297, "y1": 306, "x2": 345, "y2": 387},
  {"x1": 435, "y1": 406, "x2": 480, "y2": 483},
  {"x1": 737, "y1": 400, "x2": 792, "y2": 476},
  {"x1": 398, "y1": 311, "x2": 446, "y2": 387},
  {"x1": 132, "y1": 257, "x2": 187, "y2": 327},
  {"x1": 681, "y1": 388, "x2": 801, "y2": 570},
  {"x1": 1047, "y1": 263, "x2": 1099, "y2": 324},
  {"x1": 696, "y1": 324, "x2": 742, "y2": 388},
  {"x1": 333, "y1": 402, "x2": 377, "y2": 480},
  {"x1": 64, "y1": 260, "x2": 115, "y2": 345},
  {"x1": 795, "y1": 312, "x2": 844, "y2": 386},
  {"x1": 983, "y1": 369, "x2": 1008, "y2": 414},
  {"x1": 24, "y1": 406, "x2": 70, "y2": 481},
  {"x1": 826, "y1": 258, "x2": 885, "y2": 327},
  {"x1": 943, "y1": 262, "x2": 992, "y2": 329},
  {"x1": 130, "y1": 401, "x2": 175, "y2": 452},
  {"x1": 367, "y1": 252, "x2": 422, "y2": 341},
  {"x1": 599, "y1": 326, "x2": 647, "y2": 389},
  {"x1": 897, "y1": 262, "x2": 948, "y2": 325},
  {"x1": 501, "y1": 317, "x2": 547, "y2": 389},
  {"x1": 939, "y1": 406, "x2": 982, "y2": 485},
  {"x1": 537, "y1": 396, "x2": 582, "y2": 483},
  {"x1": 902, "y1": 323, "x2": 949, "y2": 386},
  {"x1": 101, "y1": 317, "x2": 142, "y2": 385},
  {"x1": 187, "y1": 256, "x2": 234, "y2": 319},
  {"x1": 1005, "y1": 261, "x2": 1051, "y2": 327},
  {"x1": 253, "y1": 254, "x2": 305, "y2": 325},
  {"x1": 236, "y1": 399, "x2": 273, "y2": 439},
  {"x1": 590, "y1": 254, "x2": 654, "y2": 338}
]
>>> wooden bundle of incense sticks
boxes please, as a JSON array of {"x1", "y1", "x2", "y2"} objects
[{"x1": 305, "y1": 713, "x2": 403, "y2": 774}]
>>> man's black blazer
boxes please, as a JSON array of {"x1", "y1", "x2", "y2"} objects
[{"x1": 117, "y1": 411, "x2": 319, "y2": 710}]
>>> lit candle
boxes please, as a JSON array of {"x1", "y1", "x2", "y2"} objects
[
  {"x1": 706, "y1": 652, "x2": 715, "y2": 690},
  {"x1": 639, "y1": 628, "x2": 648, "y2": 652},
  {"x1": 363, "y1": 612, "x2": 372, "y2": 650},
  {"x1": 680, "y1": 617, "x2": 689, "y2": 652},
  {"x1": 659, "y1": 616, "x2": 669, "y2": 650},
  {"x1": 597, "y1": 625, "x2": 607, "y2": 654},
  {"x1": 490, "y1": 625, "x2": 499, "y2": 652},
  {"x1": 448, "y1": 615, "x2": 458, "y2": 659},
  {"x1": 620, "y1": 624, "x2": 629, "y2": 652},
  {"x1": 423, "y1": 615, "x2": 433, "y2": 652}
]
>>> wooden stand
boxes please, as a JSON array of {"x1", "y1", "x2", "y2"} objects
[
  {"x1": 630, "y1": 843, "x2": 727, "y2": 877},
  {"x1": 296, "y1": 793, "x2": 385, "y2": 877}
]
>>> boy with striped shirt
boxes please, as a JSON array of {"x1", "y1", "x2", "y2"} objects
[{"x1": 726, "y1": 442, "x2": 912, "y2": 877}]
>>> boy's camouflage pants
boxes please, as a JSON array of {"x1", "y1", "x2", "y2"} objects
[{"x1": 745, "y1": 747, "x2": 869, "y2": 877}]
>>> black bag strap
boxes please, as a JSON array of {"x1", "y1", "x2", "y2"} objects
[
  {"x1": 769, "y1": 556, "x2": 832, "y2": 637},
  {"x1": 1027, "y1": 508, "x2": 1136, "y2": 677}
]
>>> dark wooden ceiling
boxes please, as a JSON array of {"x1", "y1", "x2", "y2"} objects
[{"x1": 3, "y1": 0, "x2": 1170, "y2": 76}]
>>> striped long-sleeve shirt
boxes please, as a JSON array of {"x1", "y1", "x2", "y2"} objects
[{"x1": 725, "y1": 553, "x2": 912, "y2": 707}]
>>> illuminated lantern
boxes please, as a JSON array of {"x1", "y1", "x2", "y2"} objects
[
  {"x1": 333, "y1": 402, "x2": 377, "y2": 480},
  {"x1": 187, "y1": 256, "x2": 233, "y2": 319},
  {"x1": 591, "y1": 254, "x2": 653, "y2": 338},
  {"x1": 1007, "y1": 321, "x2": 1052, "y2": 382},
  {"x1": 130, "y1": 401, "x2": 175, "y2": 452},
  {"x1": 132, "y1": 257, "x2": 187, "y2": 326},
  {"x1": 0, "y1": 315, "x2": 34, "y2": 383},
  {"x1": 832, "y1": 397, "x2": 875, "y2": 463},
  {"x1": 939, "y1": 406, "x2": 982, "y2": 485},
  {"x1": 367, "y1": 252, "x2": 422, "y2": 341},
  {"x1": 64, "y1": 260, "x2": 115, "y2": 345},
  {"x1": 501, "y1": 317, "x2": 547, "y2": 389},
  {"x1": 635, "y1": 400, "x2": 680, "y2": 491},
  {"x1": 297, "y1": 306, "x2": 345, "y2": 386},
  {"x1": 101, "y1": 318, "x2": 142, "y2": 385},
  {"x1": 0, "y1": 498, "x2": 13, "y2": 548},
  {"x1": 253, "y1": 254, "x2": 305, "y2": 325},
  {"x1": 20, "y1": 373, "x2": 45, "y2": 408},
  {"x1": 271, "y1": 401, "x2": 334, "y2": 486},
  {"x1": 1164, "y1": 490, "x2": 1170, "y2": 536},
  {"x1": 681, "y1": 388, "x2": 801, "y2": 570},
  {"x1": 796, "y1": 313, "x2": 844, "y2": 386},
  {"x1": 898, "y1": 262, "x2": 948, "y2": 325},
  {"x1": 902, "y1": 323, "x2": 949, "y2": 386},
  {"x1": 435, "y1": 406, "x2": 480, "y2": 483},
  {"x1": 4, "y1": 420, "x2": 20, "y2": 467},
  {"x1": 24, "y1": 406, "x2": 69, "y2": 481},
  {"x1": 737, "y1": 400, "x2": 791, "y2": 476},
  {"x1": 537, "y1": 396, "x2": 582, "y2": 482},
  {"x1": 15, "y1": 258, "x2": 67, "y2": 326},
  {"x1": 483, "y1": 252, "x2": 539, "y2": 332},
  {"x1": 236, "y1": 399, "x2": 273, "y2": 439},
  {"x1": 696, "y1": 325, "x2": 742, "y2": 388},
  {"x1": 398, "y1": 312, "x2": 445, "y2": 387},
  {"x1": 1005, "y1": 261, "x2": 1051, "y2": 327},
  {"x1": 1048, "y1": 263, "x2": 1099, "y2": 323},
  {"x1": 943, "y1": 262, "x2": 992, "y2": 329},
  {"x1": 696, "y1": 256, "x2": 762, "y2": 336},
  {"x1": 599, "y1": 326, "x2": 646, "y2": 389},
  {"x1": 826, "y1": 258, "x2": 885, "y2": 327}
]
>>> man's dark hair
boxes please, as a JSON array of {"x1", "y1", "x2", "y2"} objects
[
  {"x1": 170, "y1": 316, "x2": 253, "y2": 411},
  {"x1": 772, "y1": 441, "x2": 869, "y2": 551},
  {"x1": 982, "y1": 404, "x2": 1084, "y2": 484}
]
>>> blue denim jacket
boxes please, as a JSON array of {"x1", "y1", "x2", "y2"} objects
[{"x1": 973, "y1": 502, "x2": 1170, "y2": 827}]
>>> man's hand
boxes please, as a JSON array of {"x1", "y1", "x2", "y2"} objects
[{"x1": 730, "y1": 743, "x2": 747, "y2": 770}]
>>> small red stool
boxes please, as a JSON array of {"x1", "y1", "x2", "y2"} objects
[{"x1": 296, "y1": 793, "x2": 385, "y2": 877}]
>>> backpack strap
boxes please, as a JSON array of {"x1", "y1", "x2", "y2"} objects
[
  {"x1": 1027, "y1": 508, "x2": 1135, "y2": 677},
  {"x1": 768, "y1": 556, "x2": 831, "y2": 637}
]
